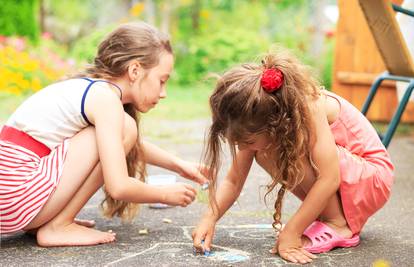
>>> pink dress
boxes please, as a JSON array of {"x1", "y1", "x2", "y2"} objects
[{"x1": 326, "y1": 91, "x2": 394, "y2": 234}]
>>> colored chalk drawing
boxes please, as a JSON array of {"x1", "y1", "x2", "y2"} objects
[
  {"x1": 105, "y1": 224, "x2": 352, "y2": 266},
  {"x1": 105, "y1": 242, "x2": 250, "y2": 266}
]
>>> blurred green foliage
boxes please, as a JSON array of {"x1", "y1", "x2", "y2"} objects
[
  {"x1": 171, "y1": 1, "x2": 335, "y2": 87},
  {"x1": 321, "y1": 38, "x2": 334, "y2": 90},
  {"x1": 70, "y1": 26, "x2": 114, "y2": 64},
  {"x1": 1, "y1": 0, "x2": 335, "y2": 90},
  {"x1": 65, "y1": 1, "x2": 334, "y2": 88},
  {"x1": 0, "y1": 0, "x2": 40, "y2": 41},
  {"x1": 173, "y1": 2, "x2": 268, "y2": 84}
]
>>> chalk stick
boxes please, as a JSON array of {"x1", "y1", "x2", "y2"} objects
[{"x1": 201, "y1": 182, "x2": 209, "y2": 190}]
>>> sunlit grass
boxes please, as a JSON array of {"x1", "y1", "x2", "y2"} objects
[
  {"x1": 144, "y1": 82, "x2": 212, "y2": 121},
  {"x1": 372, "y1": 122, "x2": 414, "y2": 137},
  {"x1": 0, "y1": 92, "x2": 27, "y2": 123},
  {"x1": 196, "y1": 189, "x2": 209, "y2": 204}
]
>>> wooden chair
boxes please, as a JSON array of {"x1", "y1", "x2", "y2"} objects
[{"x1": 358, "y1": 0, "x2": 414, "y2": 147}]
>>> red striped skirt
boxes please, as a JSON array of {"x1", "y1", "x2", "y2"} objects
[{"x1": 0, "y1": 126, "x2": 69, "y2": 234}]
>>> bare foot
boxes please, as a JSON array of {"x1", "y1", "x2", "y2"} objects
[
  {"x1": 37, "y1": 222, "x2": 116, "y2": 247},
  {"x1": 301, "y1": 220, "x2": 353, "y2": 247},
  {"x1": 25, "y1": 218, "x2": 95, "y2": 236},
  {"x1": 324, "y1": 221, "x2": 353, "y2": 238},
  {"x1": 74, "y1": 218, "x2": 96, "y2": 228}
]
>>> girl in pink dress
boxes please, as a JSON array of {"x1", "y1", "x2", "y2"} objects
[{"x1": 192, "y1": 50, "x2": 394, "y2": 264}]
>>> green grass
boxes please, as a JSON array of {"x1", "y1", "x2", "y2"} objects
[
  {"x1": 196, "y1": 189, "x2": 209, "y2": 204},
  {"x1": 144, "y1": 83, "x2": 212, "y2": 121},
  {"x1": 372, "y1": 122, "x2": 414, "y2": 137},
  {"x1": 0, "y1": 92, "x2": 27, "y2": 124}
]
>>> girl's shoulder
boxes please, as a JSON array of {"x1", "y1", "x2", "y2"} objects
[
  {"x1": 38, "y1": 78, "x2": 90, "y2": 93},
  {"x1": 307, "y1": 91, "x2": 340, "y2": 126}
]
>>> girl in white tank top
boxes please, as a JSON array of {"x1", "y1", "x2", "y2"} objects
[{"x1": 0, "y1": 22, "x2": 209, "y2": 247}]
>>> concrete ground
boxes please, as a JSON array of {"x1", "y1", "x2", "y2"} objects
[{"x1": 1, "y1": 120, "x2": 413, "y2": 267}]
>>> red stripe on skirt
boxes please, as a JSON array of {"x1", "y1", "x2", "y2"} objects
[
  {"x1": 0, "y1": 126, "x2": 68, "y2": 234},
  {"x1": 1, "y1": 178, "x2": 51, "y2": 214}
]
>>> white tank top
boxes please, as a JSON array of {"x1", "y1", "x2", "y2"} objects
[{"x1": 6, "y1": 78, "x2": 122, "y2": 149}]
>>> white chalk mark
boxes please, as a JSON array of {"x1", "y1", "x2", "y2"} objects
[
  {"x1": 218, "y1": 224, "x2": 273, "y2": 229},
  {"x1": 105, "y1": 242, "x2": 250, "y2": 266},
  {"x1": 105, "y1": 243, "x2": 160, "y2": 266},
  {"x1": 109, "y1": 224, "x2": 350, "y2": 266},
  {"x1": 229, "y1": 229, "x2": 274, "y2": 240},
  {"x1": 182, "y1": 224, "x2": 273, "y2": 240}
]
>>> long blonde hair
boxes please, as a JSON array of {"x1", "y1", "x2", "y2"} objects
[
  {"x1": 205, "y1": 50, "x2": 320, "y2": 231},
  {"x1": 78, "y1": 22, "x2": 172, "y2": 221}
]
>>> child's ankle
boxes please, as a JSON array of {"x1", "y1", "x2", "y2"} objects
[
  {"x1": 322, "y1": 217, "x2": 349, "y2": 229},
  {"x1": 43, "y1": 217, "x2": 73, "y2": 230},
  {"x1": 322, "y1": 219, "x2": 353, "y2": 238}
]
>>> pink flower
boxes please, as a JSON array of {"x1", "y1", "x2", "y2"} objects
[
  {"x1": 325, "y1": 29, "x2": 335, "y2": 38},
  {"x1": 11, "y1": 37, "x2": 26, "y2": 51},
  {"x1": 41, "y1": 32, "x2": 52, "y2": 40}
]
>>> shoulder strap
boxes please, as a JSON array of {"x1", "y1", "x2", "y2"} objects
[{"x1": 79, "y1": 78, "x2": 123, "y2": 125}]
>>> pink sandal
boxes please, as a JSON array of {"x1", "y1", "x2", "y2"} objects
[{"x1": 303, "y1": 221, "x2": 360, "y2": 253}]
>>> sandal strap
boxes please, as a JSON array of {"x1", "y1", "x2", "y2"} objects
[{"x1": 303, "y1": 221, "x2": 338, "y2": 246}]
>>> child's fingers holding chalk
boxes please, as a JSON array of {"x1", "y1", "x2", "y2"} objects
[
  {"x1": 176, "y1": 160, "x2": 209, "y2": 185},
  {"x1": 193, "y1": 169, "x2": 209, "y2": 185},
  {"x1": 184, "y1": 183, "x2": 197, "y2": 195},
  {"x1": 192, "y1": 232, "x2": 205, "y2": 252},
  {"x1": 185, "y1": 189, "x2": 196, "y2": 202},
  {"x1": 192, "y1": 216, "x2": 216, "y2": 255},
  {"x1": 197, "y1": 164, "x2": 211, "y2": 182},
  {"x1": 203, "y1": 234, "x2": 213, "y2": 254},
  {"x1": 162, "y1": 183, "x2": 196, "y2": 206},
  {"x1": 201, "y1": 182, "x2": 209, "y2": 191}
]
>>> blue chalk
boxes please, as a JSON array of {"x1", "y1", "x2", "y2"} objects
[
  {"x1": 201, "y1": 182, "x2": 209, "y2": 190},
  {"x1": 201, "y1": 240, "x2": 211, "y2": 256}
]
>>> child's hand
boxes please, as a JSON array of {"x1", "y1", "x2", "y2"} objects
[
  {"x1": 176, "y1": 159, "x2": 210, "y2": 185},
  {"x1": 271, "y1": 229, "x2": 316, "y2": 264},
  {"x1": 161, "y1": 183, "x2": 197, "y2": 207},
  {"x1": 192, "y1": 216, "x2": 216, "y2": 254}
]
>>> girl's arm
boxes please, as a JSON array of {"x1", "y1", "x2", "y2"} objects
[
  {"x1": 142, "y1": 140, "x2": 181, "y2": 170},
  {"x1": 85, "y1": 87, "x2": 196, "y2": 206},
  {"x1": 142, "y1": 141, "x2": 208, "y2": 184},
  {"x1": 204, "y1": 148, "x2": 255, "y2": 220},
  {"x1": 192, "y1": 148, "x2": 255, "y2": 251},
  {"x1": 283, "y1": 97, "x2": 341, "y2": 236}
]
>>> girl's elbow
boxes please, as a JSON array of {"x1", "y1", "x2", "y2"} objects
[
  {"x1": 322, "y1": 167, "x2": 341, "y2": 189},
  {"x1": 332, "y1": 172, "x2": 341, "y2": 188},
  {"x1": 107, "y1": 185, "x2": 127, "y2": 201}
]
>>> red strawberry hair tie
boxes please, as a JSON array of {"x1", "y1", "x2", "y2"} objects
[{"x1": 261, "y1": 68, "x2": 284, "y2": 93}]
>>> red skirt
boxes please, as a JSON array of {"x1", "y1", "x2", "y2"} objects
[{"x1": 0, "y1": 126, "x2": 69, "y2": 234}]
